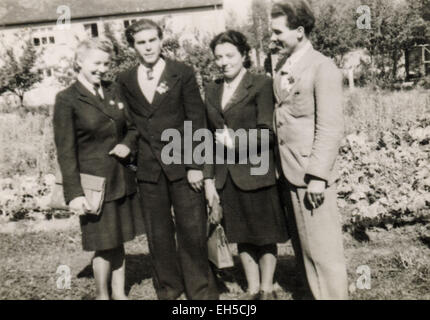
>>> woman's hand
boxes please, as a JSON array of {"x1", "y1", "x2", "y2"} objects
[
  {"x1": 205, "y1": 179, "x2": 222, "y2": 224},
  {"x1": 215, "y1": 125, "x2": 234, "y2": 149},
  {"x1": 109, "y1": 144, "x2": 131, "y2": 159},
  {"x1": 204, "y1": 179, "x2": 220, "y2": 208},
  {"x1": 69, "y1": 196, "x2": 92, "y2": 215},
  {"x1": 187, "y1": 170, "x2": 203, "y2": 192}
]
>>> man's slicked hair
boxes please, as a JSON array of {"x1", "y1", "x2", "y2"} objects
[
  {"x1": 271, "y1": 0, "x2": 316, "y2": 36},
  {"x1": 125, "y1": 19, "x2": 163, "y2": 47}
]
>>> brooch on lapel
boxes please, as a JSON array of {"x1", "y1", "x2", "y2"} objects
[
  {"x1": 156, "y1": 82, "x2": 169, "y2": 95},
  {"x1": 109, "y1": 99, "x2": 124, "y2": 110}
]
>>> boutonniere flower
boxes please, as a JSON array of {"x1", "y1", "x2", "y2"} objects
[
  {"x1": 288, "y1": 76, "x2": 295, "y2": 85},
  {"x1": 109, "y1": 100, "x2": 115, "y2": 106},
  {"x1": 117, "y1": 102, "x2": 124, "y2": 110},
  {"x1": 156, "y1": 82, "x2": 169, "y2": 95}
]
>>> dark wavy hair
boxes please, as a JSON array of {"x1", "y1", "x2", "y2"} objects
[
  {"x1": 209, "y1": 30, "x2": 252, "y2": 69},
  {"x1": 271, "y1": 0, "x2": 315, "y2": 36},
  {"x1": 125, "y1": 19, "x2": 163, "y2": 47}
]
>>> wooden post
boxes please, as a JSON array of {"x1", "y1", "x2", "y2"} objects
[{"x1": 348, "y1": 67, "x2": 355, "y2": 91}]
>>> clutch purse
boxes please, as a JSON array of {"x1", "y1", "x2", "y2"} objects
[
  {"x1": 49, "y1": 171, "x2": 106, "y2": 215},
  {"x1": 207, "y1": 223, "x2": 234, "y2": 269}
]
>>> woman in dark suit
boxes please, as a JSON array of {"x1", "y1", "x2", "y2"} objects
[
  {"x1": 204, "y1": 31, "x2": 288, "y2": 300},
  {"x1": 53, "y1": 38, "x2": 145, "y2": 300}
]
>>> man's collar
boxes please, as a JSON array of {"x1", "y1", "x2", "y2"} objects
[
  {"x1": 282, "y1": 40, "x2": 313, "y2": 70},
  {"x1": 139, "y1": 57, "x2": 165, "y2": 71}
]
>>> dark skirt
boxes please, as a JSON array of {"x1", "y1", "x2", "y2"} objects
[
  {"x1": 220, "y1": 174, "x2": 289, "y2": 246},
  {"x1": 79, "y1": 192, "x2": 145, "y2": 251}
]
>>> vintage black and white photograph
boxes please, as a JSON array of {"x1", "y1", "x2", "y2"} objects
[{"x1": 0, "y1": 0, "x2": 429, "y2": 301}]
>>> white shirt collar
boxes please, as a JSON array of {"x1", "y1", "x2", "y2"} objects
[
  {"x1": 139, "y1": 57, "x2": 166, "y2": 79},
  {"x1": 221, "y1": 68, "x2": 247, "y2": 109},
  {"x1": 224, "y1": 67, "x2": 247, "y2": 89},
  {"x1": 77, "y1": 73, "x2": 100, "y2": 95},
  {"x1": 282, "y1": 40, "x2": 312, "y2": 71}
]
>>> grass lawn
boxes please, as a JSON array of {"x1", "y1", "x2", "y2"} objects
[{"x1": 1, "y1": 216, "x2": 429, "y2": 300}]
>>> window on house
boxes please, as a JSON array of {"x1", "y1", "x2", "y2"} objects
[
  {"x1": 124, "y1": 19, "x2": 137, "y2": 29},
  {"x1": 46, "y1": 69, "x2": 52, "y2": 77},
  {"x1": 84, "y1": 23, "x2": 99, "y2": 38},
  {"x1": 33, "y1": 38, "x2": 40, "y2": 46},
  {"x1": 49, "y1": 36, "x2": 55, "y2": 44},
  {"x1": 41, "y1": 37, "x2": 47, "y2": 45}
]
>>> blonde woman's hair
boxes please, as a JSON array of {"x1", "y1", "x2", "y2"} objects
[{"x1": 74, "y1": 38, "x2": 114, "y2": 72}]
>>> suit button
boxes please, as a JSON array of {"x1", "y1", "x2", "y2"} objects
[{"x1": 279, "y1": 139, "x2": 285, "y2": 146}]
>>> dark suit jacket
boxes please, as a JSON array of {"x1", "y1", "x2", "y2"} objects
[
  {"x1": 203, "y1": 72, "x2": 277, "y2": 191},
  {"x1": 53, "y1": 80, "x2": 138, "y2": 204},
  {"x1": 117, "y1": 59, "x2": 206, "y2": 183}
]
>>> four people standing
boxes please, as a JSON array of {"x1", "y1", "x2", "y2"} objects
[{"x1": 53, "y1": 0, "x2": 348, "y2": 300}]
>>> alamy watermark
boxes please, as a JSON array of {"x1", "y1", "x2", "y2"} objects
[
  {"x1": 160, "y1": 121, "x2": 270, "y2": 176},
  {"x1": 357, "y1": 5, "x2": 371, "y2": 30}
]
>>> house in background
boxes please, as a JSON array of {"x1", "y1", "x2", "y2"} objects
[{"x1": 0, "y1": 0, "x2": 225, "y2": 106}]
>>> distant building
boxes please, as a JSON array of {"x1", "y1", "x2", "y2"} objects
[
  {"x1": 406, "y1": 44, "x2": 430, "y2": 80},
  {"x1": 0, "y1": 0, "x2": 225, "y2": 105}
]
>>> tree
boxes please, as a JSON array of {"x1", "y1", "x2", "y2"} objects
[
  {"x1": 0, "y1": 34, "x2": 42, "y2": 107},
  {"x1": 227, "y1": 0, "x2": 271, "y2": 70},
  {"x1": 309, "y1": 0, "x2": 359, "y2": 66}
]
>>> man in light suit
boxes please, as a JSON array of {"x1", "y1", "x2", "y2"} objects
[{"x1": 270, "y1": 0, "x2": 348, "y2": 300}]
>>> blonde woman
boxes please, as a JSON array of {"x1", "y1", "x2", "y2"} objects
[{"x1": 53, "y1": 38, "x2": 144, "y2": 300}]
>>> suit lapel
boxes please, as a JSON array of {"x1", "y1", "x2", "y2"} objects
[
  {"x1": 274, "y1": 47, "x2": 316, "y2": 103},
  {"x1": 118, "y1": 66, "x2": 152, "y2": 118},
  {"x1": 205, "y1": 80, "x2": 225, "y2": 129},
  {"x1": 208, "y1": 80, "x2": 223, "y2": 113},
  {"x1": 150, "y1": 59, "x2": 180, "y2": 110},
  {"x1": 128, "y1": 66, "x2": 153, "y2": 109},
  {"x1": 222, "y1": 71, "x2": 253, "y2": 114},
  {"x1": 101, "y1": 82, "x2": 123, "y2": 120},
  {"x1": 74, "y1": 81, "x2": 115, "y2": 120}
]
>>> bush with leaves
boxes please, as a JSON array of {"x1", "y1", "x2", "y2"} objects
[{"x1": 339, "y1": 115, "x2": 430, "y2": 233}]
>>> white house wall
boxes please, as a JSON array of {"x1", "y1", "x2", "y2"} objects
[{"x1": 0, "y1": 7, "x2": 225, "y2": 107}]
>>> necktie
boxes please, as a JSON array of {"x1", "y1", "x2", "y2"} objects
[
  {"x1": 147, "y1": 68, "x2": 154, "y2": 81},
  {"x1": 94, "y1": 84, "x2": 104, "y2": 101}
]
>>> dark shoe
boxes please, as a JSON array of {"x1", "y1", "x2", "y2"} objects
[
  {"x1": 258, "y1": 290, "x2": 278, "y2": 300},
  {"x1": 238, "y1": 291, "x2": 260, "y2": 300}
]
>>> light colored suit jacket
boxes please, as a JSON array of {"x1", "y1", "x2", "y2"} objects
[{"x1": 273, "y1": 46, "x2": 344, "y2": 187}]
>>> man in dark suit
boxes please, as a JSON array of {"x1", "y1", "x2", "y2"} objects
[{"x1": 117, "y1": 19, "x2": 218, "y2": 300}]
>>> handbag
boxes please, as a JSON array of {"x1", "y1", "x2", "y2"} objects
[
  {"x1": 207, "y1": 223, "x2": 234, "y2": 269},
  {"x1": 49, "y1": 171, "x2": 106, "y2": 215}
]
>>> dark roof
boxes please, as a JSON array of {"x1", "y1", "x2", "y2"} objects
[{"x1": 0, "y1": 0, "x2": 223, "y2": 27}]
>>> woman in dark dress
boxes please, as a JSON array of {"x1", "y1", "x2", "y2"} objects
[
  {"x1": 53, "y1": 38, "x2": 145, "y2": 300},
  {"x1": 203, "y1": 30, "x2": 289, "y2": 300}
]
